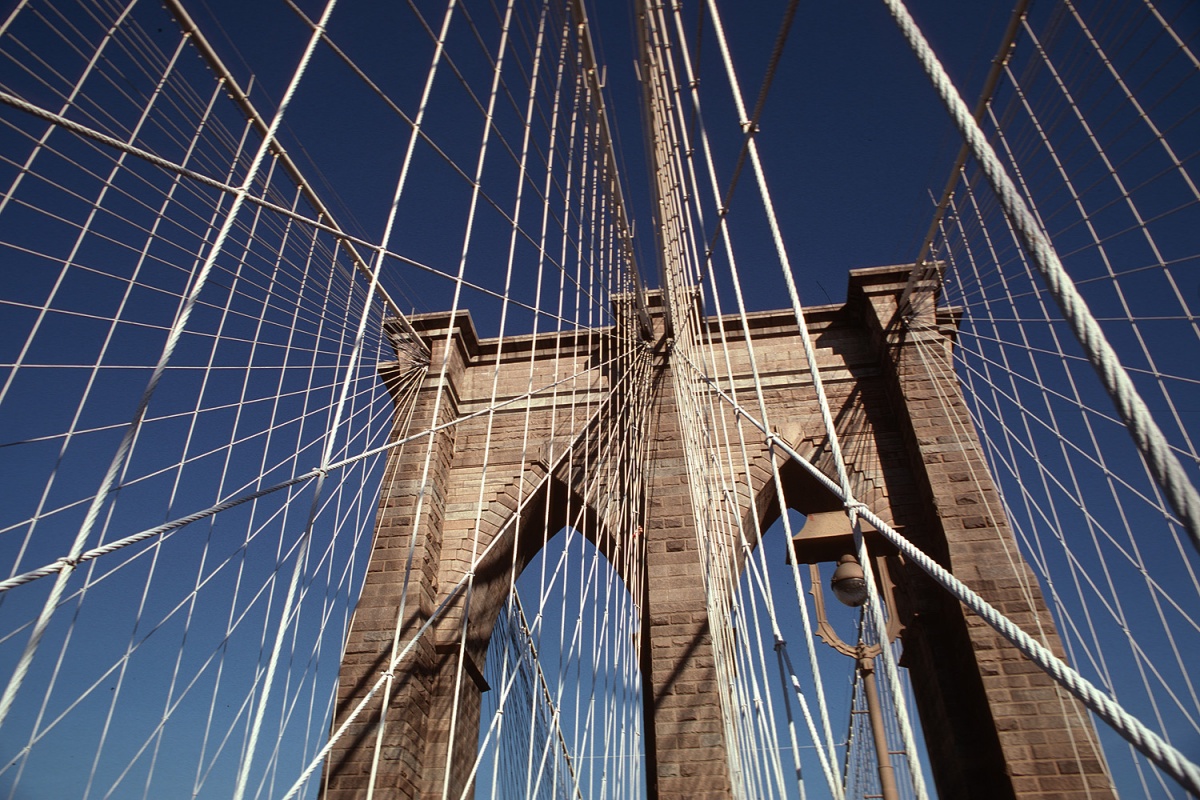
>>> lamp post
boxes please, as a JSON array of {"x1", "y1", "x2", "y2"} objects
[{"x1": 790, "y1": 512, "x2": 904, "y2": 800}]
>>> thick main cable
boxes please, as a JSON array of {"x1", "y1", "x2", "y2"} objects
[{"x1": 882, "y1": 0, "x2": 1200, "y2": 552}]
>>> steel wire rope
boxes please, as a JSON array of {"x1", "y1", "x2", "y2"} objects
[
  {"x1": 0, "y1": 78, "x2": 235, "y2": 591},
  {"x1": 648, "y1": 14, "x2": 827, "y2": 795},
  {"x1": 956, "y1": 113, "x2": 1200, "y2": 731},
  {"x1": 527, "y1": 34, "x2": 587, "y2": 800},
  {"x1": 952, "y1": 15, "x2": 1200, "y2": 697},
  {"x1": 643, "y1": 3, "x2": 840, "y2": 796},
  {"x1": 1030, "y1": 30, "x2": 1200, "y2": 223},
  {"x1": 738, "y1": 524, "x2": 809, "y2": 796},
  {"x1": 907, "y1": 15, "x2": 1200, "y2": 331},
  {"x1": 0, "y1": 33, "x2": 191, "y2": 424},
  {"x1": 112, "y1": 410, "x2": 380, "y2": 798},
  {"x1": 516, "y1": 355, "x2": 650, "y2": 799},
  {"x1": 700, "y1": 2, "x2": 931, "y2": 795},
  {"x1": 0, "y1": 498, "x2": 311, "y2": 783},
  {"x1": 1010, "y1": 17, "x2": 1200, "y2": 460},
  {"x1": 0, "y1": 321, "x2": 622, "y2": 598},
  {"x1": 199, "y1": 191, "x2": 384, "y2": 800},
  {"x1": 932, "y1": 330, "x2": 1198, "y2": 518},
  {"x1": 611, "y1": 306, "x2": 651, "y2": 796},
  {"x1": 0, "y1": 148, "x2": 330, "y2": 297},
  {"x1": 473, "y1": 596, "x2": 583, "y2": 800},
  {"x1": 1, "y1": 70, "x2": 405, "y2": 348},
  {"x1": 520, "y1": 592, "x2": 585, "y2": 800},
  {"x1": 161, "y1": 0, "x2": 428, "y2": 340},
  {"x1": 283, "y1": 0, "x2": 624, "y2": 317},
  {"x1": 571, "y1": 125, "x2": 614, "y2": 800},
  {"x1": 348, "y1": 2, "x2": 546, "y2": 795},
  {"x1": 234, "y1": 147, "x2": 383, "y2": 800},
  {"x1": 287, "y1": 451, "x2": 385, "y2": 796},
  {"x1": 951, "y1": 365, "x2": 1200, "y2": 736},
  {"x1": 0, "y1": 314, "x2": 628, "y2": 796},
  {"x1": 521, "y1": 32, "x2": 592, "y2": 799},
  {"x1": 937, "y1": 174, "x2": 1200, "y2": 763},
  {"x1": 0, "y1": 366, "x2": 401, "y2": 555},
  {"x1": 0, "y1": 88, "x2": 623, "y2": 329},
  {"x1": 65, "y1": 13, "x2": 260, "y2": 183},
  {"x1": 931, "y1": 356, "x2": 1200, "y2": 790},
  {"x1": 0, "y1": 123, "x2": 381, "y2": 338},
  {"x1": 0, "y1": 391, "x2": 384, "y2": 582},
  {"x1": 643, "y1": 14, "x2": 830, "y2": 800},
  {"x1": 83, "y1": 146, "x2": 314, "y2": 800},
  {"x1": 115, "y1": 26, "x2": 264, "y2": 176},
  {"x1": 638, "y1": 24, "x2": 760, "y2": 795},
  {"x1": 693, "y1": 363, "x2": 1200, "y2": 795},
  {"x1": 437, "y1": 3, "x2": 558, "y2": 795},
  {"x1": 488, "y1": 11, "x2": 582, "y2": 795},
  {"x1": 671, "y1": 330, "x2": 776, "y2": 798},
  {"x1": 3, "y1": 5, "x2": 184, "y2": 147},
  {"x1": 882, "y1": 0, "x2": 1200, "y2": 553},
  {"x1": 329, "y1": 1, "x2": 471, "y2": 788},
  {"x1": 949, "y1": 171, "x2": 1093, "y2": 647},
  {"x1": 1063, "y1": 2, "x2": 1200, "y2": 206},
  {"x1": 8, "y1": 422, "x2": 355, "y2": 796},
  {"x1": 1142, "y1": 0, "x2": 1200, "y2": 71},
  {"x1": 0, "y1": 28, "x2": 251, "y2": 191},
  {"x1": 945, "y1": 325, "x2": 1200, "y2": 389},
  {"x1": 940, "y1": 201, "x2": 1185, "y2": 767},
  {"x1": 277, "y1": 353, "x2": 643, "y2": 800},
  {"x1": 638, "y1": 21, "x2": 767, "y2": 794},
  {"x1": 907, "y1": 326, "x2": 1111, "y2": 788},
  {"x1": 4, "y1": 0, "x2": 1195, "y2": 796},
  {"x1": 940, "y1": 32, "x2": 1200, "y2": 753},
  {"x1": 0, "y1": 17, "x2": 274, "y2": 742},
  {"x1": 938, "y1": 195, "x2": 1142, "y2": 714},
  {"x1": 42, "y1": 0, "x2": 609, "y2": 786},
  {"x1": 0, "y1": 0, "x2": 138, "y2": 247},
  {"x1": 898, "y1": 0, "x2": 1032, "y2": 318},
  {"x1": 942, "y1": 336, "x2": 1200, "y2": 632},
  {"x1": 677, "y1": 310, "x2": 793, "y2": 799},
  {"x1": 556, "y1": 96, "x2": 611, "y2": 800},
  {"x1": 482, "y1": 611, "x2": 526, "y2": 798},
  {"x1": 498, "y1": 57, "x2": 597, "y2": 798}
]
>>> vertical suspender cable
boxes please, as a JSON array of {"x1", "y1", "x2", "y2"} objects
[
  {"x1": 362, "y1": 1, "x2": 458, "y2": 794},
  {"x1": 0, "y1": 0, "x2": 328, "y2": 733},
  {"x1": 881, "y1": 0, "x2": 1200, "y2": 553},
  {"x1": 702, "y1": 3, "x2": 929, "y2": 796},
  {"x1": 225, "y1": 4, "x2": 347, "y2": 798}
]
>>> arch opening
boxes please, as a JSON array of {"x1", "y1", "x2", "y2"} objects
[
  {"x1": 474, "y1": 523, "x2": 646, "y2": 800},
  {"x1": 729, "y1": 457, "x2": 936, "y2": 800}
]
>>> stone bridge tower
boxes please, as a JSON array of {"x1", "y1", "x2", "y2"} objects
[{"x1": 322, "y1": 265, "x2": 1114, "y2": 800}]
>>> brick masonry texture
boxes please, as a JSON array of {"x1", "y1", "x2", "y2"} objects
[{"x1": 323, "y1": 266, "x2": 1115, "y2": 799}]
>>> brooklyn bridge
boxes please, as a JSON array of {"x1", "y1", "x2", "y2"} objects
[{"x1": 0, "y1": 1, "x2": 1196, "y2": 798}]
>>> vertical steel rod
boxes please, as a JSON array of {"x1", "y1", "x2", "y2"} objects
[{"x1": 860, "y1": 654, "x2": 900, "y2": 800}]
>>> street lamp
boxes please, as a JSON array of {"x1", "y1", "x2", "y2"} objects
[
  {"x1": 830, "y1": 553, "x2": 869, "y2": 607},
  {"x1": 790, "y1": 512, "x2": 904, "y2": 800}
]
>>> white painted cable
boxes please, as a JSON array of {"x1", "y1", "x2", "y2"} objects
[
  {"x1": 701, "y1": 2, "x2": 928, "y2": 793},
  {"x1": 645, "y1": 3, "x2": 845, "y2": 791},
  {"x1": 702, "y1": 375, "x2": 1200, "y2": 796},
  {"x1": 881, "y1": 0, "x2": 1200, "y2": 553}
]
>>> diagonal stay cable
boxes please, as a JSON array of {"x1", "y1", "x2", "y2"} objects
[
  {"x1": 161, "y1": 0, "x2": 426, "y2": 352},
  {"x1": 276, "y1": 372, "x2": 631, "y2": 800},
  {"x1": 0, "y1": 84, "x2": 602, "y2": 330},
  {"x1": 0, "y1": 352, "x2": 622, "y2": 595},
  {"x1": 882, "y1": 0, "x2": 1200, "y2": 553},
  {"x1": 689, "y1": 357, "x2": 1200, "y2": 797}
]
